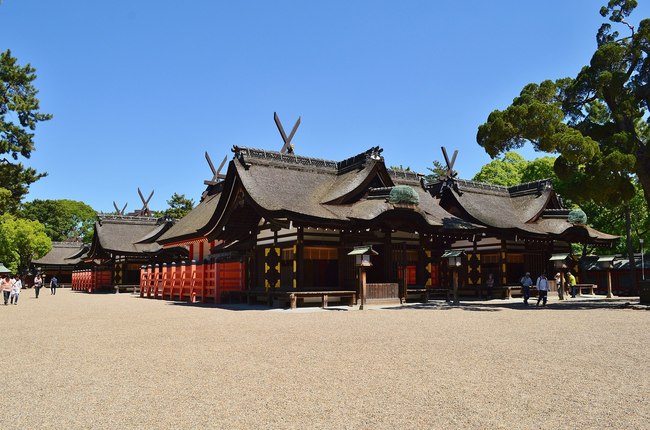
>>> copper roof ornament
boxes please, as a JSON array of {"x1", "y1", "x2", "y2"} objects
[
  {"x1": 204, "y1": 152, "x2": 227, "y2": 186},
  {"x1": 113, "y1": 201, "x2": 127, "y2": 215},
  {"x1": 137, "y1": 188, "x2": 154, "y2": 217},
  {"x1": 274, "y1": 112, "x2": 300, "y2": 154}
]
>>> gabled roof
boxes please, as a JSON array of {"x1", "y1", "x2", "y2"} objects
[
  {"x1": 439, "y1": 179, "x2": 552, "y2": 233},
  {"x1": 430, "y1": 178, "x2": 618, "y2": 244},
  {"x1": 201, "y1": 146, "x2": 481, "y2": 241},
  {"x1": 86, "y1": 215, "x2": 174, "y2": 259},
  {"x1": 33, "y1": 242, "x2": 86, "y2": 266},
  {"x1": 157, "y1": 191, "x2": 222, "y2": 245}
]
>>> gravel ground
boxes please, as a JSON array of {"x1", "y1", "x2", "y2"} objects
[{"x1": 1, "y1": 288, "x2": 648, "y2": 429}]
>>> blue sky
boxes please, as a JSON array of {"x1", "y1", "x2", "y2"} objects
[{"x1": 1, "y1": 1, "x2": 648, "y2": 213}]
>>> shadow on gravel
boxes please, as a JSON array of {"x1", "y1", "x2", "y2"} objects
[
  {"x1": 128, "y1": 294, "x2": 648, "y2": 313},
  {"x1": 388, "y1": 297, "x2": 646, "y2": 312},
  {"x1": 167, "y1": 301, "x2": 275, "y2": 311}
]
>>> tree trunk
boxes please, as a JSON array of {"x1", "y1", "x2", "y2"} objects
[
  {"x1": 624, "y1": 204, "x2": 637, "y2": 289},
  {"x1": 637, "y1": 145, "x2": 650, "y2": 211}
]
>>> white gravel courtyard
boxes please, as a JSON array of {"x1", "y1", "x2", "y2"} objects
[{"x1": 1, "y1": 288, "x2": 648, "y2": 429}]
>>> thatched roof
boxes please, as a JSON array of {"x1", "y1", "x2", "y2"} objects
[
  {"x1": 86, "y1": 215, "x2": 177, "y2": 259},
  {"x1": 200, "y1": 146, "x2": 481, "y2": 242},
  {"x1": 33, "y1": 242, "x2": 87, "y2": 266},
  {"x1": 157, "y1": 192, "x2": 221, "y2": 245},
  {"x1": 432, "y1": 178, "x2": 618, "y2": 244}
]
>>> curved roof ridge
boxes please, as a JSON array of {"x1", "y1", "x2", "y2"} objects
[
  {"x1": 507, "y1": 179, "x2": 552, "y2": 196},
  {"x1": 97, "y1": 214, "x2": 159, "y2": 224},
  {"x1": 387, "y1": 169, "x2": 423, "y2": 184},
  {"x1": 49, "y1": 241, "x2": 85, "y2": 248},
  {"x1": 336, "y1": 146, "x2": 384, "y2": 173},
  {"x1": 232, "y1": 145, "x2": 339, "y2": 169},
  {"x1": 455, "y1": 179, "x2": 510, "y2": 196}
]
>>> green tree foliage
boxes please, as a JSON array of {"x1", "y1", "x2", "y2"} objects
[
  {"x1": 469, "y1": 151, "x2": 650, "y2": 255},
  {"x1": 21, "y1": 199, "x2": 96, "y2": 243},
  {"x1": 471, "y1": 151, "x2": 573, "y2": 203},
  {"x1": 425, "y1": 160, "x2": 447, "y2": 182},
  {"x1": 0, "y1": 213, "x2": 51, "y2": 274},
  {"x1": 581, "y1": 180, "x2": 649, "y2": 253},
  {"x1": 0, "y1": 187, "x2": 10, "y2": 213},
  {"x1": 0, "y1": 49, "x2": 52, "y2": 212},
  {"x1": 476, "y1": 1, "x2": 650, "y2": 209},
  {"x1": 162, "y1": 193, "x2": 194, "y2": 220},
  {"x1": 472, "y1": 152, "x2": 527, "y2": 186}
]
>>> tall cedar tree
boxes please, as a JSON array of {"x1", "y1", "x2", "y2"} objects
[
  {"x1": 477, "y1": 1, "x2": 649, "y2": 270},
  {"x1": 477, "y1": 1, "x2": 649, "y2": 210},
  {"x1": 0, "y1": 49, "x2": 52, "y2": 213}
]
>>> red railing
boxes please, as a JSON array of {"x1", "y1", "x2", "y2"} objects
[
  {"x1": 140, "y1": 261, "x2": 245, "y2": 303},
  {"x1": 71, "y1": 268, "x2": 112, "y2": 293}
]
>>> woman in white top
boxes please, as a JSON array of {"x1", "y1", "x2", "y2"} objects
[
  {"x1": 10, "y1": 275, "x2": 22, "y2": 305},
  {"x1": 536, "y1": 273, "x2": 549, "y2": 307},
  {"x1": 33, "y1": 274, "x2": 43, "y2": 298}
]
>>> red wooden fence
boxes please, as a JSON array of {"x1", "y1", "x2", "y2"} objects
[
  {"x1": 71, "y1": 268, "x2": 112, "y2": 293},
  {"x1": 140, "y1": 261, "x2": 245, "y2": 304}
]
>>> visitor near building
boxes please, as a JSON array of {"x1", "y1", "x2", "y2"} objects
[
  {"x1": 536, "y1": 273, "x2": 549, "y2": 306},
  {"x1": 555, "y1": 272, "x2": 564, "y2": 300},
  {"x1": 50, "y1": 275, "x2": 58, "y2": 295},
  {"x1": 10, "y1": 275, "x2": 22, "y2": 305},
  {"x1": 33, "y1": 274, "x2": 43, "y2": 299},
  {"x1": 485, "y1": 273, "x2": 495, "y2": 300},
  {"x1": 567, "y1": 271, "x2": 577, "y2": 298},
  {"x1": 520, "y1": 272, "x2": 533, "y2": 305},
  {"x1": 1, "y1": 275, "x2": 13, "y2": 305}
]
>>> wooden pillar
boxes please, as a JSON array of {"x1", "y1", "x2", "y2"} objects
[
  {"x1": 139, "y1": 265, "x2": 146, "y2": 298},
  {"x1": 190, "y1": 260, "x2": 197, "y2": 303},
  {"x1": 500, "y1": 240, "x2": 507, "y2": 285},
  {"x1": 359, "y1": 267, "x2": 367, "y2": 310},
  {"x1": 606, "y1": 268, "x2": 613, "y2": 298},
  {"x1": 383, "y1": 229, "x2": 392, "y2": 280},
  {"x1": 296, "y1": 227, "x2": 304, "y2": 290}
]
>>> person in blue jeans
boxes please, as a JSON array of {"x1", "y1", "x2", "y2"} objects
[
  {"x1": 1, "y1": 275, "x2": 12, "y2": 305},
  {"x1": 536, "y1": 273, "x2": 549, "y2": 306},
  {"x1": 50, "y1": 275, "x2": 58, "y2": 295},
  {"x1": 520, "y1": 272, "x2": 533, "y2": 305}
]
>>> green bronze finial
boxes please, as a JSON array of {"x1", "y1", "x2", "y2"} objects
[
  {"x1": 568, "y1": 208, "x2": 587, "y2": 225},
  {"x1": 388, "y1": 185, "x2": 420, "y2": 206}
]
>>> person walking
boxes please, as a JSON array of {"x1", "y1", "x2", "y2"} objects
[
  {"x1": 555, "y1": 272, "x2": 564, "y2": 300},
  {"x1": 50, "y1": 275, "x2": 58, "y2": 295},
  {"x1": 520, "y1": 272, "x2": 533, "y2": 305},
  {"x1": 1, "y1": 275, "x2": 12, "y2": 305},
  {"x1": 33, "y1": 274, "x2": 43, "y2": 298},
  {"x1": 536, "y1": 273, "x2": 549, "y2": 306},
  {"x1": 485, "y1": 273, "x2": 495, "y2": 300},
  {"x1": 567, "y1": 271, "x2": 577, "y2": 298},
  {"x1": 10, "y1": 275, "x2": 22, "y2": 305}
]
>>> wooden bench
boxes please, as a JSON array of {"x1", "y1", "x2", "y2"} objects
[
  {"x1": 406, "y1": 288, "x2": 428, "y2": 303},
  {"x1": 572, "y1": 284, "x2": 597, "y2": 296},
  {"x1": 285, "y1": 291, "x2": 356, "y2": 309},
  {"x1": 418, "y1": 288, "x2": 451, "y2": 302}
]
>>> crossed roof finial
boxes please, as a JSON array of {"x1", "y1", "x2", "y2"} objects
[
  {"x1": 204, "y1": 152, "x2": 227, "y2": 185},
  {"x1": 440, "y1": 147, "x2": 458, "y2": 181},
  {"x1": 137, "y1": 188, "x2": 154, "y2": 216},
  {"x1": 438, "y1": 147, "x2": 462, "y2": 197},
  {"x1": 274, "y1": 112, "x2": 301, "y2": 154},
  {"x1": 113, "y1": 201, "x2": 128, "y2": 215}
]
